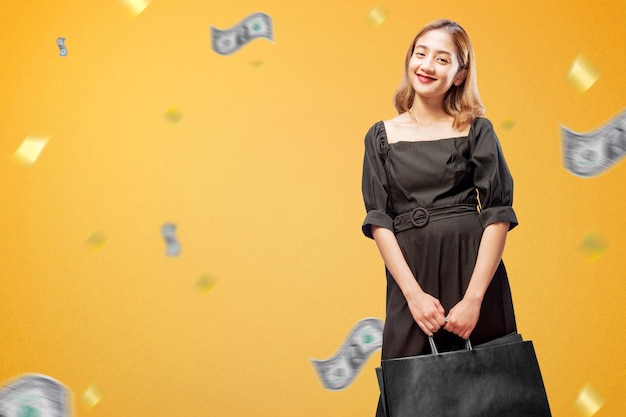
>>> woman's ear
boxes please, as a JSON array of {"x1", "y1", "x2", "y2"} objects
[{"x1": 454, "y1": 68, "x2": 468, "y2": 86}]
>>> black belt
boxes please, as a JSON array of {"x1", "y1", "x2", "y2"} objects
[{"x1": 393, "y1": 204, "x2": 478, "y2": 232}]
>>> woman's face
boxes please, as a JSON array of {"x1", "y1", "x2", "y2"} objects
[{"x1": 407, "y1": 29, "x2": 466, "y2": 101}]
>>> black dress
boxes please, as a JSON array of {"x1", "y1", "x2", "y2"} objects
[{"x1": 361, "y1": 117, "x2": 519, "y2": 415}]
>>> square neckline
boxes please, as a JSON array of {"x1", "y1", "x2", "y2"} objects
[{"x1": 379, "y1": 119, "x2": 475, "y2": 145}]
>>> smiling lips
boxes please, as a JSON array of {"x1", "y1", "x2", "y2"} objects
[{"x1": 417, "y1": 73, "x2": 436, "y2": 83}]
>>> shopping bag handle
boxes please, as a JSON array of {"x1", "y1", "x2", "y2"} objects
[{"x1": 428, "y1": 336, "x2": 472, "y2": 355}]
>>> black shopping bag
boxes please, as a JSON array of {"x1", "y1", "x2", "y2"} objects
[{"x1": 376, "y1": 333, "x2": 551, "y2": 417}]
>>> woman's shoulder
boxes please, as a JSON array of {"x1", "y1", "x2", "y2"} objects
[
  {"x1": 379, "y1": 113, "x2": 415, "y2": 142},
  {"x1": 362, "y1": 121, "x2": 388, "y2": 155},
  {"x1": 382, "y1": 113, "x2": 411, "y2": 129},
  {"x1": 468, "y1": 116, "x2": 497, "y2": 140},
  {"x1": 467, "y1": 116, "x2": 508, "y2": 155},
  {"x1": 364, "y1": 119, "x2": 387, "y2": 142},
  {"x1": 383, "y1": 113, "x2": 410, "y2": 123},
  {"x1": 471, "y1": 116, "x2": 495, "y2": 131}
]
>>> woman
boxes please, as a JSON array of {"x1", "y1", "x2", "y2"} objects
[{"x1": 361, "y1": 19, "x2": 518, "y2": 416}]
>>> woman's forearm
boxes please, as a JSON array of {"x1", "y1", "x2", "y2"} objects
[
  {"x1": 464, "y1": 221, "x2": 510, "y2": 302},
  {"x1": 372, "y1": 225, "x2": 422, "y2": 296},
  {"x1": 444, "y1": 221, "x2": 510, "y2": 339},
  {"x1": 372, "y1": 225, "x2": 446, "y2": 335}
]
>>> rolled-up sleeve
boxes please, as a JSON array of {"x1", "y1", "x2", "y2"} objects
[
  {"x1": 470, "y1": 118, "x2": 519, "y2": 230},
  {"x1": 361, "y1": 122, "x2": 394, "y2": 239}
]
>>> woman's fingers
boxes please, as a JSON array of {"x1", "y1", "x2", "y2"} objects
[
  {"x1": 436, "y1": 302, "x2": 446, "y2": 317},
  {"x1": 419, "y1": 314, "x2": 444, "y2": 336},
  {"x1": 444, "y1": 316, "x2": 473, "y2": 339},
  {"x1": 444, "y1": 314, "x2": 461, "y2": 335},
  {"x1": 407, "y1": 292, "x2": 447, "y2": 336},
  {"x1": 425, "y1": 312, "x2": 445, "y2": 334},
  {"x1": 417, "y1": 321, "x2": 433, "y2": 337},
  {"x1": 443, "y1": 298, "x2": 481, "y2": 339}
]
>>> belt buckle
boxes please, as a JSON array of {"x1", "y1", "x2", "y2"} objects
[{"x1": 410, "y1": 207, "x2": 429, "y2": 228}]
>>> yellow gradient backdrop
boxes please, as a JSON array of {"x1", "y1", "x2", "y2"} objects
[{"x1": 1, "y1": 0, "x2": 625, "y2": 416}]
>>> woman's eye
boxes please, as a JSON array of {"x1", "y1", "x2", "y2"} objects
[{"x1": 437, "y1": 58, "x2": 449, "y2": 64}]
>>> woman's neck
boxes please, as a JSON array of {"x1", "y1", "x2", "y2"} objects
[{"x1": 409, "y1": 96, "x2": 450, "y2": 125}]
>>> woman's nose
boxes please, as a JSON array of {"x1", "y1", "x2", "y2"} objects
[{"x1": 420, "y1": 56, "x2": 435, "y2": 72}]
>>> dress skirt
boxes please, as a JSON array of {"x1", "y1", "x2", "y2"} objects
[
  {"x1": 375, "y1": 211, "x2": 517, "y2": 417},
  {"x1": 381, "y1": 210, "x2": 517, "y2": 360}
]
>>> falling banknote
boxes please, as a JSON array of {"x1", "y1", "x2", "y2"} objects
[
  {"x1": 162, "y1": 223, "x2": 180, "y2": 257},
  {"x1": 561, "y1": 108, "x2": 626, "y2": 177},
  {"x1": 57, "y1": 38, "x2": 67, "y2": 57},
  {"x1": 0, "y1": 374, "x2": 70, "y2": 417},
  {"x1": 310, "y1": 318, "x2": 383, "y2": 391},
  {"x1": 210, "y1": 12, "x2": 273, "y2": 55}
]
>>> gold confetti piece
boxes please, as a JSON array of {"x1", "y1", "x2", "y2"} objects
[
  {"x1": 163, "y1": 106, "x2": 182, "y2": 123},
  {"x1": 81, "y1": 384, "x2": 103, "y2": 409},
  {"x1": 118, "y1": 0, "x2": 151, "y2": 18},
  {"x1": 566, "y1": 54, "x2": 601, "y2": 94},
  {"x1": 579, "y1": 232, "x2": 608, "y2": 262},
  {"x1": 574, "y1": 384, "x2": 606, "y2": 417},
  {"x1": 366, "y1": 5, "x2": 389, "y2": 27},
  {"x1": 194, "y1": 273, "x2": 217, "y2": 294},
  {"x1": 85, "y1": 232, "x2": 109, "y2": 251},
  {"x1": 12, "y1": 136, "x2": 50, "y2": 166},
  {"x1": 501, "y1": 119, "x2": 516, "y2": 131}
]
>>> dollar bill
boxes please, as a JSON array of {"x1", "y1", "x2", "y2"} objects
[
  {"x1": 56, "y1": 38, "x2": 67, "y2": 57},
  {"x1": 161, "y1": 223, "x2": 180, "y2": 256},
  {"x1": 0, "y1": 374, "x2": 70, "y2": 417},
  {"x1": 310, "y1": 318, "x2": 383, "y2": 391},
  {"x1": 210, "y1": 12, "x2": 273, "y2": 56},
  {"x1": 561, "y1": 109, "x2": 626, "y2": 177}
]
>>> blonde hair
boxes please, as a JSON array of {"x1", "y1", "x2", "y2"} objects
[{"x1": 393, "y1": 19, "x2": 485, "y2": 130}]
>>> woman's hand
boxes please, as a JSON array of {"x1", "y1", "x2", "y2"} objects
[
  {"x1": 444, "y1": 296, "x2": 481, "y2": 339},
  {"x1": 405, "y1": 290, "x2": 446, "y2": 337},
  {"x1": 445, "y1": 221, "x2": 509, "y2": 339}
]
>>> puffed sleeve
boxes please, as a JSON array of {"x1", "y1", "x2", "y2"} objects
[
  {"x1": 361, "y1": 122, "x2": 395, "y2": 239},
  {"x1": 470, "y1": 118, "x2": 519, "y2": 231}
]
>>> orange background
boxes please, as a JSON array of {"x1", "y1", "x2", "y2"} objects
[{"x1": 1, "y1": 0, "x2": 625, "y2": 416}]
